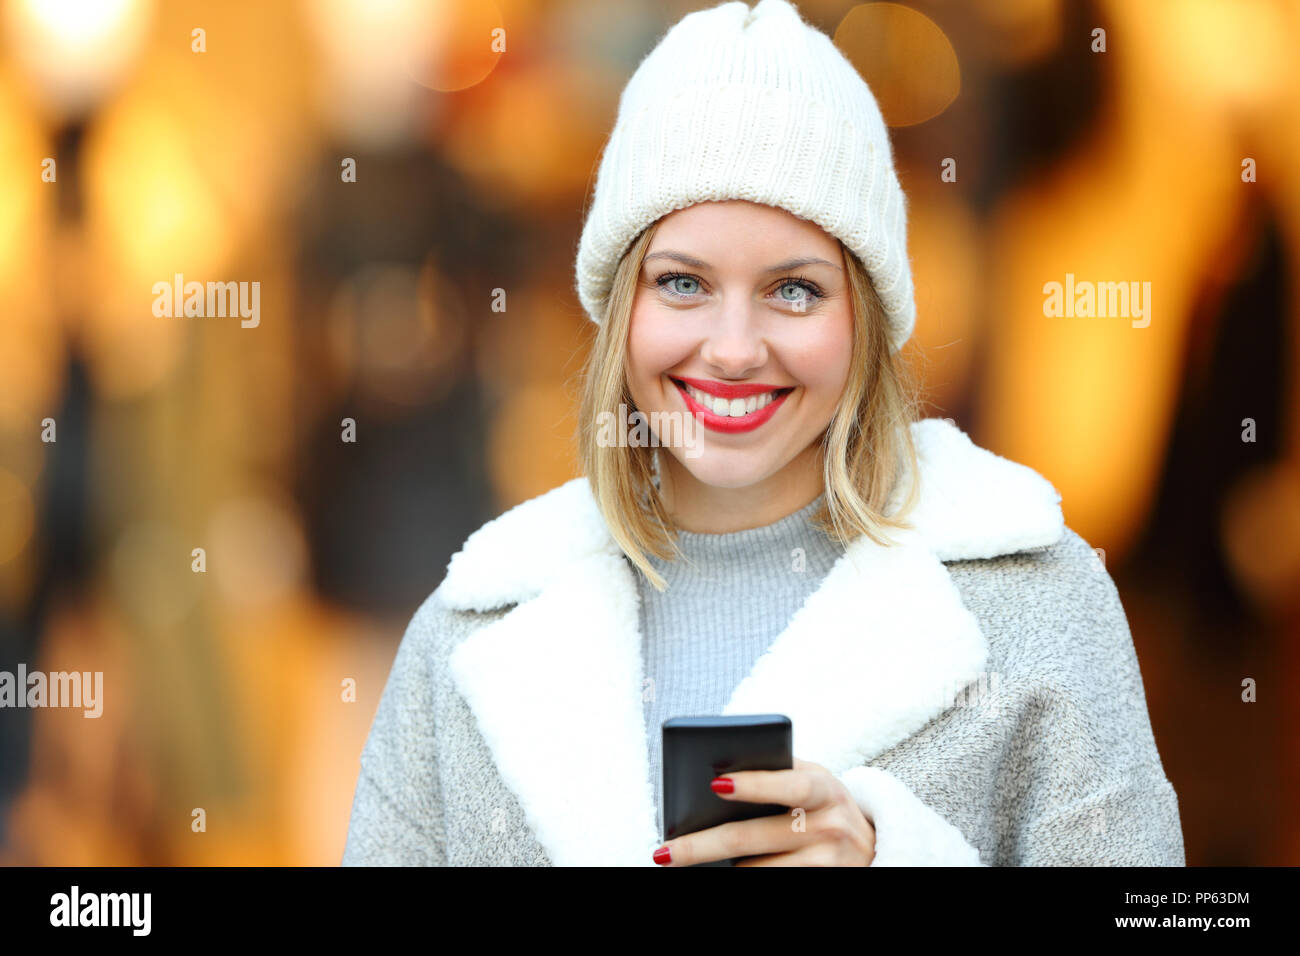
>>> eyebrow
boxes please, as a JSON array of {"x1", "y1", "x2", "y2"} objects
[{"x1": 642, "y1": 251, "x2": 842, "y2": 273}]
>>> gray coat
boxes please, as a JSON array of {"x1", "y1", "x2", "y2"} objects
[{"x1": 341, "y1": 417, "x2": 1185, "y2": 866}]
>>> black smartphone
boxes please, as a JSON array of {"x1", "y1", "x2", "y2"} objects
[{"x1": 661, "y1": 714, "x2": 793, "y2": 867}]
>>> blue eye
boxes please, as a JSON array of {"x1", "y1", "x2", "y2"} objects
[
  {"x1": 657, "y1": 273, "x2": 701, "y2": 297},
  {"x1": 778, "y1": 281, "x2": 812, "y2": 306},
  {"x1": 775, "y1": 277, "x2": 824, "y2": 309}
]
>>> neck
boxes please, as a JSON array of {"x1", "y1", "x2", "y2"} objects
[{"x1": 657, "y1": 442, "x2": 825, "y2": 533}]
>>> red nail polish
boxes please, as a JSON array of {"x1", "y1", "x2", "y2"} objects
[
  {"x1": 711, "y1": 777, "x2": 734, "y2": 794},
  {"x1": 653, "y1": 845, "x2": 672, "y2": 865}
]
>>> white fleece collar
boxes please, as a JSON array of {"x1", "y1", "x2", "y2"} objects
[{"x1": 442, "y1": 417, "x2": 1064, "y2": 865}]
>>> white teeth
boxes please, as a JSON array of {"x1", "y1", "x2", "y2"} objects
[{"x1": 681, "y1": 383, "x2": 785, "y2": 417}]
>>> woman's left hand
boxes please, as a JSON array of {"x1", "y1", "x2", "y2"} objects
[{"x1": 653, "y1": 757, "x2": 876, "y2": 866}]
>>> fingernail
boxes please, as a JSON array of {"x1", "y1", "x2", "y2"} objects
[
  {"x1": 653, "y1": 845, "x2": 672, "y2": 865},
  {"x1": 710, "y1": 777, "x2": 734, "y2": 794}
]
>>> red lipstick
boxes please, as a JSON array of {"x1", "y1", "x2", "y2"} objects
[
  {"x1": 674, "y1": 376, "x2": 784, "y2": 399},
  {"x1": 670, "y1": 376, "x2": 793, "y2": 434}
]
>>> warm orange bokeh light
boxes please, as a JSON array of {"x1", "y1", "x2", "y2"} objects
[{"x1": 834, "y1": 2, "x2": 960, "y2": 127}]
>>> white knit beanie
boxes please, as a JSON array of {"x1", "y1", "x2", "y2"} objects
[{"x1": 575, "y1": 0, "x2": 915, "y2": 352}]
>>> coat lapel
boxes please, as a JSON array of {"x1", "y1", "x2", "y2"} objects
[
  {"x1": 721, "y1": 525, "x2": 990, "y2": 773},
  {"x1": 442, "y1": 417, "x2": 1065, "y2": 866}
]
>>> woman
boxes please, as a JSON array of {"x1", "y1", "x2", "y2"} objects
[{"x1": 342, "y1": 0, "x2": 1184, "y2": 866}]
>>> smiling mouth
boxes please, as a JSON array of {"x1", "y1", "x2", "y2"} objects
[
  {"x1": 668, "y1": 376, "x2": 795, "y2": 432},
  {"x1": 674, "y1": 380, "x2": 792, "y2": 416}
]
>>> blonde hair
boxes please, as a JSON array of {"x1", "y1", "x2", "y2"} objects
[{"x1": 577, "y1": 216, "x2": 924, "y2": 592}]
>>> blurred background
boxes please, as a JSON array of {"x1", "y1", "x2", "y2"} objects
[{"x1": 0, "y1": 0, "x2": 1296, "y2": 865}]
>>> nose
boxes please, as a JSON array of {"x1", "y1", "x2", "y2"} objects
[{"x1": 698, "y1": 301, "x2": 768, "y2": 378}]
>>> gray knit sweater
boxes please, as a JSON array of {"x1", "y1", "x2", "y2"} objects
[{"x1": 636, "y1": 494, "x2": 844, "y2": 833}]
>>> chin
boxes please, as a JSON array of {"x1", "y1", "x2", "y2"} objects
[{"x1": 663, "y1": 448, "x2": 782, "y2": 491}]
